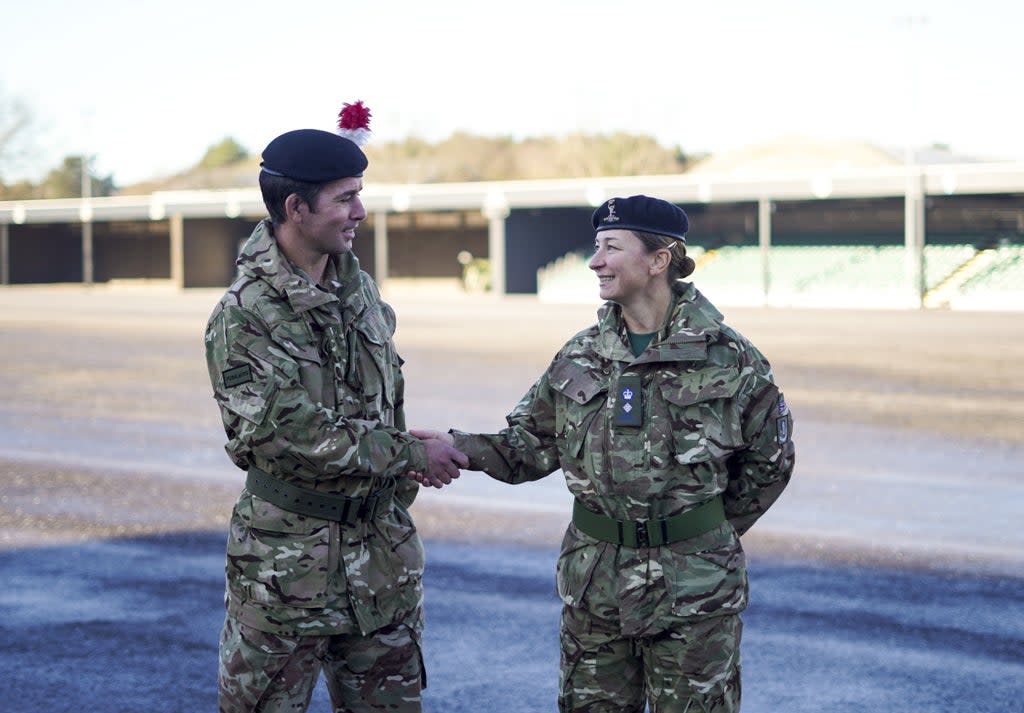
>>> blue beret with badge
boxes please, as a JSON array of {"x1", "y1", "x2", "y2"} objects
[
  {"x1": 592, "y1": 195, "x2": 689, "y2": 243},
  {"x1": 260, "y1": 101, "x2": 373, "y2": 183}
]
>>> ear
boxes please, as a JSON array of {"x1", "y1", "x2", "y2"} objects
[
  {"x1": 649, "y1": 248, "x2": 671, "y2": 276},
  {"x1": 284, "y1": 193, "x2": 306, "y2": 223}
]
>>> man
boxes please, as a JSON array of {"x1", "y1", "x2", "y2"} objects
[{"x1": 204, "y1": 110, "x2": 466, "y2": 713}]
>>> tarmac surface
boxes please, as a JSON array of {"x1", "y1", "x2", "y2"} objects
[{"x1": 1, "y1": 283, "x2": 1023, "y2": 712}]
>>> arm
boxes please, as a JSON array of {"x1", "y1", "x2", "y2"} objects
[
  {"x1": 421, "y1": 373, "x2": 563, "y2": 485},
  {"x1": 205, "y1": 303, "x2": 429, "y2": 484},
  {"x1": 723, "y1": 368, "x2": 796, "y2": 537}
]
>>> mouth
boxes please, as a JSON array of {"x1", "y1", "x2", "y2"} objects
[{"x1": 596, "y1": 274, "x2": 614, "y2": 284}]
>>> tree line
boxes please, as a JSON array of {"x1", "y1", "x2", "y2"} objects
[{"x1": 0, "y1": 91, "x2": 695, "y2": 200}]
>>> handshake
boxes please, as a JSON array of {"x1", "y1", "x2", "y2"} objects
[{"x1": 408, "y1": 428, "x2": 467, "y2": 489}]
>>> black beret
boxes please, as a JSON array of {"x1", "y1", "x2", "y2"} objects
[
  {"x1": 592, "y1": 195, "x2": 689, "y2": 243},
  {"x1": 260, "y1": 129, "x2": 368, "y2": 182}
]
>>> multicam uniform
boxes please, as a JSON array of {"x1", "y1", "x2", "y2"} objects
[
  {"x1": 453, "y1": 282, "x2": 795, "y2": 713},
  {"x1": 204, "y1": 220, "x2": 429, "y2": 713}
]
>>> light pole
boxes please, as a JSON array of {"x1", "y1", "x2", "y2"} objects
[
  {"x1": 895, "y1": 14, "x2": 929, "y2": 307},
  {"x1": 81, "y1": 153, "x2": 93, "y2": 285}
]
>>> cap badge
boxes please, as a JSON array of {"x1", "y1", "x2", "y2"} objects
[{"x1": 603, "y1": 198, "x2": 620, "y2": 223}]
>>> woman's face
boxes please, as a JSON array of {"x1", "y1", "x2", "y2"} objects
[{"x1": 588, "y1": 229, "x2": 659, "y2": 304}]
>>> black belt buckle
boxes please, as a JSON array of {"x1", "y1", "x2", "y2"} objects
[{"x1": 634, "y1": 521, "x2": 649, "y2": 548}]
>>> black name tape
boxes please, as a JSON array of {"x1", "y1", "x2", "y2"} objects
[{"x1": 222, "y1": 364, "x2": 253, "y2": 388}]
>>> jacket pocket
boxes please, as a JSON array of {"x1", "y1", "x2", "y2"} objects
[
  {"x1": 549, "y1": 360, "x2": 607, "y2": 463},
  {"x1": 270, "y1": 322, "x2": 336, "y2": 408},
  {"x1": 662, "y1": 540, "x2": 748, "y2": 619},
  {"x1": 662, "y1": 367, "x2": 744, "y2": 463},
  {"x1": 345, "y1": 509, "x2": 425, "y2": 629},
  {"x1": 556, "y1": 526, "x2": 602, "y2": 607},
  {"x1": 226, "y1": 493, "x2": 331, "y2": 608},
  {"x1": 352, "y1": 308, "x2": 399, "y2": 413}
]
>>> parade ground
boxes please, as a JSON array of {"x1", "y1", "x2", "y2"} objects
[{"x1": 1, "y1": 283, "x2": 1022, "y2": 712}]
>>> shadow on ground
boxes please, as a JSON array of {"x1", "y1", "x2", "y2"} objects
[{"x1": 2, "y1": 532, "x2": 1022, "y2": 713}]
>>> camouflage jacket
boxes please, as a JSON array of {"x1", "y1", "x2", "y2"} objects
[
  {"x1": 453, "y1": 282, "x2": 795, "y2": 637},
  {"x1": 204, "y1": 219, "x2": 427, "y2": 637}
]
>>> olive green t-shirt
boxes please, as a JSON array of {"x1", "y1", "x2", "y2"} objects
[{"x1": 627, "y1": 330, "x2": 657, "y2": 357}]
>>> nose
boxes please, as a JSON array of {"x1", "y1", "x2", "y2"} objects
[
  {"x1": 351, "y1": 196, "x2": 367, "y2": 221},
  {"x1": 588, "y1": 249, "x2": 603, "y2": 271}
]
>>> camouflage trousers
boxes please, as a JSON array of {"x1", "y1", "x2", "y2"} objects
[
  {"x1": 558, "y1": 606, "x2": 742, "y2": 713},
  {"x1": 218, "y1": 616, "x2": 425, "y2": 713}
]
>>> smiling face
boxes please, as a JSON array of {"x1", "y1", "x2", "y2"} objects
[
  {"x1": 589, "y1": 229, "x2": 665, "y2": 305},
  {"x1": 298, "y1": 176, "x2": 366, "y2": 256}
]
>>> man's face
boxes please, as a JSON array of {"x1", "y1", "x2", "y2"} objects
[{"x1": 301, "y1": 176, "x2": 366, "y2": 255}]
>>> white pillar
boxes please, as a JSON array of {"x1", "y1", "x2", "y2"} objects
[
  {"x1": 170, "y1": 213, "x2": 185, "y2": 289},
  {"x1": 904, "y1": 169, "x2": 926, "y2": 308},
  {"x1": 81, "y1": 220, "x2": 93, "y2": 285},
  {"x1": 373, "y1": 211, "x2": 389, "y2": 286},
  {"x1": 80, "y1": 158, "x2": 93, "y2": 285},
  {"x1": 0, "y1": 222, "x2": 9, "y2": 285},
  {"x1": 484, "y1": 205, "x2": 509, "y2": 297},
  {"x1": 758, "y1": 197, "x2": 773, "y2": 303}
]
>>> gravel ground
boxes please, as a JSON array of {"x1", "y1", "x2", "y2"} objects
[
  {"x1": 2, "y1": 284, "x2": 1022, "y2": 713},
  {"x1": 0, "y1": 283, "x2": 1022, "y2": 562}
]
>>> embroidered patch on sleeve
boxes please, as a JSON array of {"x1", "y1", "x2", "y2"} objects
[
  {"x1": 776, "y1": 416, "x2": 790, "y2": 444},
  {"x1": 222, "y1": 364, "x2": 253, "y2": 388}
]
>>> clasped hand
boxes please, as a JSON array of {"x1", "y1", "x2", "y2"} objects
[{"x1": 408, "y1": 428, "x2": 466, "y2": 488}]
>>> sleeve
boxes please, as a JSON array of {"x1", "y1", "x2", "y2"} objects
[
  {"x1": 450, "y1": 370, "x2": 562, "y2": 485},
  {"x1": 722, "y1": 347, "x2": 796, "y2": 536},
  {"x1": 204, "y1": 304, "x2": 428, "y2": 485}
]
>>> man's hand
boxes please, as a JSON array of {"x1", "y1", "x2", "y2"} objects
[{"x1": 407, "y1": 429, "x2": 467, "y2": 488}]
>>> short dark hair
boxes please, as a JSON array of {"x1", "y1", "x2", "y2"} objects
[
  {"x1": 634, "y1": 230, "x2": 696, "y2": 281},
  {"x1": 258, "y1": 171, "x2": 325, "y2": 225}
]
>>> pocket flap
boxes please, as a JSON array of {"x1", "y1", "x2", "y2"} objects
[
  {"x1": 662, "y1": 367, "x2": 741, "y2": 407},
  {"x1": 549, "y1": 360, "x2": 606, "y2": 405}
]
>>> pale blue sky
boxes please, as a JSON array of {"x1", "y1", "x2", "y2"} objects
[{"x1": 1, "y1": 0, "x2": 1021, "y2": 184}]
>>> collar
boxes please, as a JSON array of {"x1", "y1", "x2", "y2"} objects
[{"x1": 593, "y1": 281, "x2": 724, "y2": 364}]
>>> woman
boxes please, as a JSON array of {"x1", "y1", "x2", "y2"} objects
[{"x1": 416, "y1": 194, "x2": 795, "y2": 712}]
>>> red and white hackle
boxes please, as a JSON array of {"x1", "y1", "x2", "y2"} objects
[{"x1": 337, "y1": 100, "x2": 372, "y2": 146}]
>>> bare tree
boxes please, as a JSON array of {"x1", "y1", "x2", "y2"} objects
[{"x1": 0, "y1": 87, "x2": 34, "y2": 184}]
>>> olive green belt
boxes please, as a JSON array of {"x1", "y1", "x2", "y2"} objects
[
  {"x1": 246, "y1": 466, "x2": 395, "y2": 525},
  {"x1": 572, "y1": 495, "x2": 726, "y2": 548}
]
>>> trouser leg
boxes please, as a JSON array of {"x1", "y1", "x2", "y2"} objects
[
  {"x1": 321, "y1": 621, "x2": 425, "y2": 713},
  {"x1": 643, "y1": 614, "x2": 743, "y2": 713},
  {"x1": 217, "y1": 616, "x2": 324, "y2": 713},
  {"x1": 558, "y1": 604, "x2": 646, "y2": 713}
]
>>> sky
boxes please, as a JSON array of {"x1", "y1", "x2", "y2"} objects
[{"x1": 1, "y1": 0, "x2": 1022, "y2": 185}]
